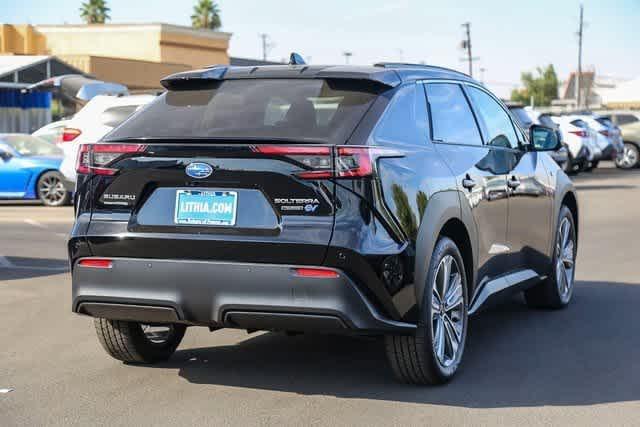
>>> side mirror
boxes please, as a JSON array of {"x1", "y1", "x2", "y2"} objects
[{"x1": 529, "y1": 124, "x2": 561, "y2": 151}]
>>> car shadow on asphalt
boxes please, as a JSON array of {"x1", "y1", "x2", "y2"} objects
[
  {"x1": 150, "y1": 280, "x2": 640, "y2": 408},
  {"x1": 0, "y1": 257, "x2": 69, "y2": 281}
]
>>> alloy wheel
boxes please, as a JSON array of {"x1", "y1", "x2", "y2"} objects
[
  {"x1": 38, "y1": 175, "x2": 66, "y2": 205},
  {"x1": 556, "y1": 217, "x2": 575, "y2": 302},
  {"x1": 431, "y1": 255, "x2": 464, "y2": 368},
  {"x1": 617, "y1": 144, "x2": 638, "y2": 169}
]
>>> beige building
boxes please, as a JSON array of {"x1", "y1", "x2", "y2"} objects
[{"x1": 0, "y1": 23, "x2": 232, "y2": 90}]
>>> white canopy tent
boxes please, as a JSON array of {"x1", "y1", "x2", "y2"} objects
[{"x1": 599, "y1": 77, "x2": 640, "y2": 109}]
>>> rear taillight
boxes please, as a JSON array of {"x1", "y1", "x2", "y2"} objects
[
  {"x1": 335, "y1": 147, "x2": 373, "y2": 178},
  {"x1": 76, "y1": 143, "x2": 147, "y2": 176},
  {"x1": 569, "y1": 130, "x2": 588, "y2": 138},
  {"x1": 78, "y1": 258, "x2": 113, "y2": 269},
  {"x1": 254, "y1": 146, "x2": 333, "y2": 179},
  {"x1": 62, "y1": 128, "x2": 82, "y2": 142},
  {"x1": 253, "y1": 145, "x2": 401, "y2": 179},
  {"x1": 599, "y1": 130, "x2": 610, "y2": 137}
]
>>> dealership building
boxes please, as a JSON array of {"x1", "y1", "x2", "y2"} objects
[{"x1": 0, "y1": 23, "x2": 233, "y2": 90}]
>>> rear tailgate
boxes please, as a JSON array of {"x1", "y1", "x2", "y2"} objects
[{"x1": 83, "y1": 143, "x2": 336, "y2": 266}]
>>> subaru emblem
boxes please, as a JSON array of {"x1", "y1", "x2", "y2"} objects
[{"x1": 185, "y1": 162, "x2": 213, "y2": 179}]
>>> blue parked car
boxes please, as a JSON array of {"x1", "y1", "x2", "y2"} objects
[{"x1": 0, "y1": 134, "x2": 71, "y2": 206}]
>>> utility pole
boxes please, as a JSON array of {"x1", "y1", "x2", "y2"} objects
[
  {"x1": 343, "y1": 51, "x2": 353, "y2": 64},
  {"x1": 576, "y1": 4, "x2": 584, "y2": 108},
  {"x1": 461, "y1": 22, "x2": 473, "y2": 77},
  {"x1": 259, "y1": 33, "x2": 273, "y2": 61}
]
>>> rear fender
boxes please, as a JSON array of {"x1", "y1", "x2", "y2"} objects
[{"x1": 414, "y1": 190, "x2": 478, "y2": 309}]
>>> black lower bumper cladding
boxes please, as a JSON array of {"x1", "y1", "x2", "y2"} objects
[{"x1": 72, "y1": 257, "x2": 415, "y2": 335}]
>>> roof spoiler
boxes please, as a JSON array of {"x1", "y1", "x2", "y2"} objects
[
  {"x1": 160, "y1": 67, "x2": 228, "y2": 91},
  {"x1": 161, "y1": 64, "x2": 401, "y2": 91}
]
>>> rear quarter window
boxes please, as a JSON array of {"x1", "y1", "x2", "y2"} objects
[{"x1": 373, "y1": 83, "x2": 428, "y2": 146}]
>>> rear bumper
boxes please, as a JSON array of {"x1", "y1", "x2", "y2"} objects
[{"x1": 72, "y1": 257, "x2": 415, "y2": 335}]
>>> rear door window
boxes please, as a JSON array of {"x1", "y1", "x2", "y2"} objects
[
  {"x1": 373, "y1": 83, "x2": 428, "y2": 146},
  {"x1": 425, "y1": 83, "x2": 482, "y2": 146},
  {"x1": 107, "y1": 79, "x2": 382, "y2": 144},
  {"x1": 466, "y1": 86, "x2": 519, "y2": 149}
]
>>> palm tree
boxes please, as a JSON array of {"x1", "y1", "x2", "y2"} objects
[
  {"x1": 79, "y1": 0, "x2": 111, "y2": 24},
  {"x1": 191, "y1": 0, "x2": 222, "y2": 30}
]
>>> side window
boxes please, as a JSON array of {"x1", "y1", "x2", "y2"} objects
[
  {"x1": 373, "y1": 83, "x2": 428, "y2": 146},
  {"x1": 617, "y1": 114, "x2": 639, "y2": 126},
  {"x1": 466, "y1": 86, "x2": 519, "y2": 149},
  {"x1": 425, "y1": 83, "x2": 482, "y2": 146}
]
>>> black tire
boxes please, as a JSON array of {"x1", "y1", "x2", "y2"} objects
[
  {"x1": 94, "y1": 318, "x2": 186, "y2": 363},
  {"x1": 525, "y1": 205, "x2": 577, "y2": 309},
  {"x1": 37, "y1": 171, "x2": 70, "y2": 207},
  {"x1": 615, "y1": 142, "x2": 639, "y2": 169},
  {"x1": 385, "y1": 237, "x2": 468, "y2": 385},
  {"x1": 591, "y1": 160, "x2": 599, "y2": 169},
  {"x1": 561, "y1": 152, "x2": 573, "y2": 174}
]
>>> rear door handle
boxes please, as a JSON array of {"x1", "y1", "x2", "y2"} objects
[
  {"x1": 507, "y1": 177, "x2": 521, "y2": 189},
  {"x1": 462, "y1": 177, "x2": 476, "y2": 189}
]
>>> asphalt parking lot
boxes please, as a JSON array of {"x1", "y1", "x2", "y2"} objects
[{"x1": 1, "y1": 163, "x2": 639, "y2": 426}]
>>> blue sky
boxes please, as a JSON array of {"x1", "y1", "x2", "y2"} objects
[{"x1": 2, "y1": 0, "x2": 639, "y2": 97}]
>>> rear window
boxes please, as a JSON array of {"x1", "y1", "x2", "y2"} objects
[
  {"x1": 538, "y1": 114, "x2": 556, "y2": 128},
  {"x1": 595, "y1": 117, "x2": 613, "y2": 127},
  {"x1": 570, "y1": 119, "x2": 588, "y2": 129},
  {"x1": 100, "y1": 105, "x2": 140, "y2": 128},
  {"x1": 0, "y1": 135, "x2": 62, "y2": 157},
  {"x1": 107, "y1": 79, "x2": 382, "y2": 144}
]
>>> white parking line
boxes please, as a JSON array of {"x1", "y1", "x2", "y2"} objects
[
  {"x1": 24, "y1": 218, "x2": 47, "y2": 229},
  {"x1": 23, "y1": 218, "x2": 68, "y2": 238}
]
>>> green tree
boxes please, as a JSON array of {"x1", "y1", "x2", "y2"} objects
[
  {"x1": 416, "y1": 191, "x2": 428, "y2": 222},
  {"x1": 392, "y1": 184, "x2": 417, "y2": 239},
  {"x1": 191, "y1": 0, "x2": 222, "y2": 30},
  {"x1": 510, "y1": 64, "x2": 559, "y2": 107},
  {"x1": 79, "y1": 0, "x2": 110, "y2": 24}
]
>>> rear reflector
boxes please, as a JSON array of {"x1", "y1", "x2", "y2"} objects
[
  {"x1": 76, "y1": 143, "x2": 147, "y2": 175},
  {"x1": 62, "y1": 128, "x2": 82, "y2": 142},
  {"x1": 78, "y1": 258, "x2": 113, "y2": 269},
  {"x1": 294, "y1": 267, "x2": 339, "y2": 278},
  {"x1": 569, "y1": 130, "x2": 588, "y2": 137}
]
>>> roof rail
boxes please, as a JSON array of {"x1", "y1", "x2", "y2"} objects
[{"x1": 374, "y1": 62, "x2": 471, "y2": 78}]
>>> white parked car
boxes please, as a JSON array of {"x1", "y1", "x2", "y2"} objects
[
  {"x1": 550, "y1": 115, "x2": 597, "y2": 171},
  {"x1": 575, "y1": 115, "x2": 622, "y2": 163},
  {"x1": 32, "y1": 119, "x2": 70, "y2": 144},
  {"x1": 58, "y1": 95, "x2": 155, "y2": 190}
]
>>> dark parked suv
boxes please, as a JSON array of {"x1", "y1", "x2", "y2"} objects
[{"x1": 69, "y1": 62, "x2": 579, "y2": 385}]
